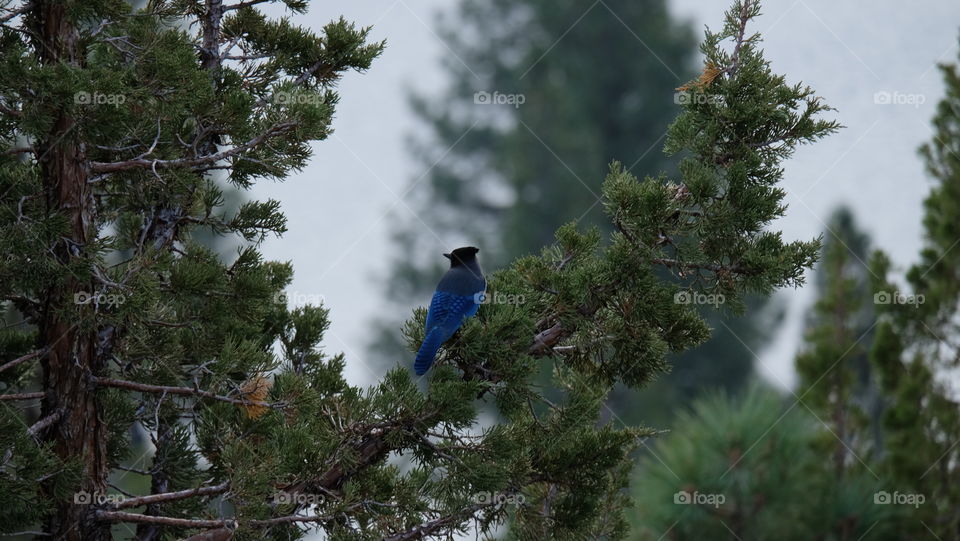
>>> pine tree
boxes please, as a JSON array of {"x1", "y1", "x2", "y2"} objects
[
  {"x1": 1, "y1": 0, "x2": 835, "y2": 539},
  {"x1": 631, "y1": 385, "x2": 892, "y2": 540},
  {"x1": 867, "y1": 41, "x2": 960, "y2": 539},
  {"x1": 795, "y1": 207, "x2": 880, "y2": 476},
  {"x1": 0, "y1": 0, "x2": 383, "y2": 538}
]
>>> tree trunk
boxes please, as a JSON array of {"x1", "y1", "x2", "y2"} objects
[{"x1": 33, "y1": 2, "x2": 110, "y2": 539}]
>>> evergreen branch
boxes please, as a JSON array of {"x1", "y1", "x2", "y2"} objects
[
  {"x1": 89, "y1": 376, "x2": 277, "y2": 408},
  {"x1": 726, "y1": 0, "x2": 759, "y2": 76},
  {"x1": 254, "y1": 61, "x2": 340, "y2": 108},
  {"x1": 1, "y1": 410, "x2": 62, "y2": 470},
  {"x1": 0, "y1": 391, "x2": 44, "y2": 400},
  {"x1": 111, "y1": 482, "x2": 229, "y2": 510},
  {"x1": 88, "y1": 122, "x2": 299, "y2": 174},
  {"x1": 529, "y1": 321, "x2": 567, "y2": 356},
  {"x1": 651, "y1": 257, "x2": 755, "y2": 275},
  {"x1": 0, "y1": 347, "x2": 47, "y2": 374},
  {"x1": 382, "y1": 503, "x2": 489, "y2": 541},
  {"x1": 288, "y1": 412, "x2": 440, "y2": 495}
]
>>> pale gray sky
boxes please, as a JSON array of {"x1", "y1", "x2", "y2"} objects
[{"x1": 249, "y1": 0, "x2": 960, "y2": 389}]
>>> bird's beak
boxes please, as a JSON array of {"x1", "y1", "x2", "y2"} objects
[{"x1": 442, "y1": 253, "x2": 451, "y2": 260}]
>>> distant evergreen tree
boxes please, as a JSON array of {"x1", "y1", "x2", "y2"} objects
[
  {"x1": 867, "y1": 41, "x2": 960, "y2": 539},
  {"x1": 370, "y1": 0, "x2": 775, "y2": 426},
  {"x1": 795, "y1": 207, "x2": 882, "y2": 473},
  {"x1": 0, "y1": 0, "x2": 834, "y2": 538},
  {"x1": 631, "y1": 385, "x2": 892, "y2": 540}
]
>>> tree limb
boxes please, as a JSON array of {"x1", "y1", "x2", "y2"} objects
[
  {"x1": 0, "y1": 391, "x2": 44, "y2": 401},
  {"x1": 0, "y1": 348, "x2": 47, "y2": 374},
  {"x1": 89, "y1": 376, "x2": 277, "y2": 408},
  {"x1": 112, "y1": 482, "x2": 229, "y2": 510},
  {"x1": 89, "y1": 122, "x2": 298, "y2": 174}
]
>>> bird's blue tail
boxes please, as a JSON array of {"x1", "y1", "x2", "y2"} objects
[{"x1": 415, "y1": 327, "x2": 447, "y2": 375}]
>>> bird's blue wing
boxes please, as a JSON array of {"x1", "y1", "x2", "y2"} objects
[
  {"x1": 424, "y1": 291, "x2": 476, "y2": 332},
  {"x1": 415, "y1": 290, "x2": 480, "y2": 375}
]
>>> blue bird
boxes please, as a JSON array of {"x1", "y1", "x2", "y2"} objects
[{"x1": 415, "y1": 246, "x2": 486, "y2": 375}]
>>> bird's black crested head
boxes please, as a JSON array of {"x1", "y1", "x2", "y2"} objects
[{"x1": 443, "y1": 246, "x2": 480, "y2": 267}]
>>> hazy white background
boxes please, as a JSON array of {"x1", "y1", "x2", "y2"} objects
[{"x1": 249, "y1": 0, "x2": 960, "y2": 390}]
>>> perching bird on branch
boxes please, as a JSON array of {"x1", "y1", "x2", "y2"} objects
[{"x1": 414, "y1": 247, "x2": 486, "y2": 375}]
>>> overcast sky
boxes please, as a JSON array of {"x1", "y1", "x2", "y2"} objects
[{"x1": 249, "y1": 0, "x2": 960, "y2": 390}]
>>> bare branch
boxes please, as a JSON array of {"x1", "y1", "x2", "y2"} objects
[
  {"x1": 95, "y1": 511, "x2": 230, "y2": 529},
  {"x1": 90, "y1": 376, "x2": 277, "y2": 408},
  {"x1": 27, "y1": 410, "x2": 62, "y2": 437},
  {"x1": 89, "y1": 122, "x2": 298, "y2": 174},
  {"x1": 383, "y1": 503, "x2": 487, "y2": 541},
  {"x1": 97, "y1": 506, "x2": 358, "y2": 528},
  {"x1": 0, "y1": 391, "x2": 44, "y2": 401},
  {"x1": 0, "y1": 347, "x2": 47, "y2": 374},
  {"x1": 112, "y1": 482, "x2": 229, "y2": 510},
  {"x1": 223, "y1": 0, "x2": 271, "y2": 12}
]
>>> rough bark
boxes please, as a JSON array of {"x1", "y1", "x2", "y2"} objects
[{"x1": 31, "y1": 2, "x2": 110, "y2": 539}]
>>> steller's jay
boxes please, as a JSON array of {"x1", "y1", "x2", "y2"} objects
[{"x1": 414, "y1": 246, "x2": 486, "y2": 375}]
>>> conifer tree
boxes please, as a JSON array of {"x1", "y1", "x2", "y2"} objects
[
  {"x1": 0, "y1": 0, "x2": 384, "y2": 538},
  {"x1": 867, "y1": 42, "x2": 960, "y2": 538},
  {"x1": 795, "y1": 207, "x2": 880, "y2": 475},
  {"x1": 1, "y1": 0, "x2": 835, "y2": 539},
  {"x1": 631, "y1": 386, "x2": 891, "y2": 540}
]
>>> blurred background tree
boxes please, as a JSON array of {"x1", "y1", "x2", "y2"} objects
[
  {"x1": 630, "y1": 42, "x2": 960, "y2": 539},
  {"x1": 795, "y1": 207, "x2": 882, "y2": 471},
  {"x1": 369, "y1": 0, "x2": 780, "y2": 428},
  {"x1": 866, "y1": 45, "x2": 960, "y2": 538},
  {"x1": 630, "y1": 386, "x2": 892, "y2": 540}
]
